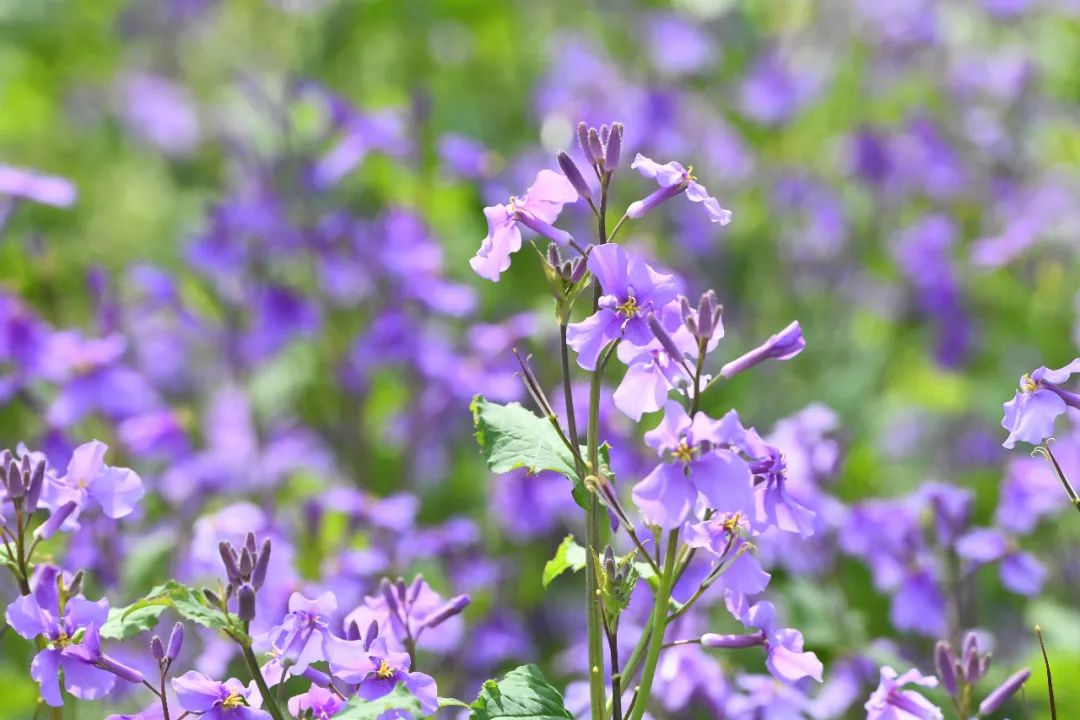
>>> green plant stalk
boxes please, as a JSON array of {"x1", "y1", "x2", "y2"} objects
[
  {"x1": 239, "y1": 623, "x2": 285, "y2": 720},
  {"x1": 585, "y1": 363, "x2": 606, "y2": 720},
  {"x1": 628, "y1": 531, "x2": 678, "y2": 720}
]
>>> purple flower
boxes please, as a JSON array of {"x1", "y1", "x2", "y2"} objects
[
  {"x1": 627, "y1": 154, "x2": 732, "y2": 224},
  {"x1": 470, "y1": 170, "x2": 577, "y2": 282},
  {"x1": 172, "y1": 672, "x2": 271, "y2": 720},
  {"x1": 956, "y1": 528, "x2": 1047, "y2": 596},
  {"x1": 5, "y1": 566, "x2": 114, "y2": 706},
  {"x1": 565, "y1": 244, "x2": 678, "y2": 370},
  {"x1": 260, "y1": 591, "x2": 337, "y2": 682},
  {"x1": 632, "y1": 401, "x2": 751, "y2": 529},
  {"x1": 44, "y1": 440, "x2": 144, "y2": 521},
  {"x1": 326, "y1": 636, "x2": 437, "y2": 714},
  {"x1": 720, "y1": 321, "x2": 805, "y2": 379},
  {"x1": 726, "y1": 598, "x2": 823, "y2": 684},
  {"x1": 683, "y1": 515, "x2": 771, "y2": 597},
  {"x1": 1001, "y1": 360, "x2": 1080, "y2": 448},
  {"x1": 864, "y1": 667, "x2": 942, "y2": 720},
  {"x1": 287, "y1": 686, "x2": 344, "y2": 719},
  {"x1": 344, "y1": 576, "x2": 466, "y2": 656},
  {"x1": 0, "y1": 165, "x2": 77, "y2": 207},
  {"x1": 740, "y1": 430, "x2": 815, "y2": 537},
  {"x1": 891, "y1": 570, "x2": 946, "y2": 638}
]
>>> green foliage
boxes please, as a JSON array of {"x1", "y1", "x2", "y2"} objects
[
  {"x1": 541, "y1": 535, "x2": 586, "y2": 588},
  {"x1": 469, "y1": 665, "x2": 574, "y2": 720},
  {"x1": 471, "y1": 396, "x2": 588, "y2": 507},
  {"x1": 106, "y1": 580, "x2": 247, "y2": 643},
  {"x1": 335, "y1": 683, "x2": 423, "y2": 720}
]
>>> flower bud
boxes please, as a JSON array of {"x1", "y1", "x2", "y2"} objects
[
  {"x1": 237, "y1": 583, "x2": 256, "y2": 622},
  {"x1": 696, "y1": 290, "x2": 720, "y2": 341},
  {"x1": 238, "y1": 548, "x2": 254, "y2": 578},
  {"x1": 34, "y1": 501, "x2": 77, "y2": 540},
  {"x1": 302, "y1": 666, "x2": 331, "y2": 687},
  {"x1": 576, "y1": 122, "x2": 594, "y2": 164},
  {"x1": 569, "y1": 257, "x2": 588, "y2": 284},
  {"x1": 603, "y1": 546, "x2": 617, "y2": 580},
  {"x1": 364, "y1": 620, "x2": 380, "y2": 650},
  {"x1": 151, "y1": 636, "x2": 166, "y2": 661},
  {"x1": 978, "y1": 669, "x2": 1030, "y2": 716},
  {"x1": 719, "y1": 321, "x2": 805, "y2": 379},
  {"x1": 961, "y1": 632, "x2": 988, "y2": 684},
  {"x1": 100, "y1": 655, "x2": 146, "y2": 684},
  {"x1": 934, "y1": 641, "x2": 958, "y2": 697},
  {"x1": 245, "y1": 531, "x2": 257, "y2": 555},
  {"x1": 588, "y1": 128, "x2": 605, "y2": 169},
  {"x1": 647, "y1": 312, "x2": 684, "y2": 361},
  {"x1": 252, "y1": 538, "x2": 271, "y2": 590},
  {"x1": 218, "y1": 542, "x2": 241, "y2": 582},
  {"x1": 605, "y1": 123, "x2": 623, "y2": 170},
  {"x1": 381, "y1": 578, "x2": 401, "y2": 618},
  {"x1": 5, "y1": 459, "x2": 23, "y2": 498},
  {"x1": 25, "y1": 460, "x2": 45, "y2": 514},
  {"x1": 166, "y1": 622, "x2": 184, "y2": 662},
  {"x1": 423, "y1": 594, "x2": 471, "y2": 629},
  {"x1": 557, "y1": 151, "x2": 592, "y2": 201},
  {"x1": 701, "y1": 632, "x2": 766, "y2": 648}
]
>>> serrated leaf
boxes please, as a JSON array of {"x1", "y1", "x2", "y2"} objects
[
  {"x1": 100, "y1": 603, "x2": 168, "y2": 640},
  {"x1": 472, "y1": 396, "x2": 577, "y2": 478},
  {"x1": 114, "y1": 581, "x2": 243, "y2": 641},
  {"x1": 542, "y1": 535, "x2": 587, "y2": 588},
  {"x1": 470, "y1": 664, "x2": 573, "y2": 720},
  {"x1": 336, "y1": 683, "x2": 423, "y2": 719},
  {"x1": 472, "y1": 396, "x2": 589, "y2": 509}
]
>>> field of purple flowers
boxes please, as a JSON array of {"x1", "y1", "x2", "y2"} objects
[{"x1": 2, "y1": 1, "x2": 1080, "y2": 718}]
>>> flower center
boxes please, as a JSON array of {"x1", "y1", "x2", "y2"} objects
[
  {"x1": 722, "y1": 512, "x2": 742, "y2": 533},
  {"x1": 222, "y1": 691, "x2": 244, "y2": 709},
  {"x1": 673, "y1": 439, "x2": 695, "y2": 464},
  {"x1": 617, "y1": 295, "x2": 639, "y2": 318},
  {"x1": 1021, "y1": 374, "x2": 1038, "y2": 393},
  {"x1": 376, "y1": 659, "x2": 395, "y2": 680},
  {"x1": 52, "y1": 631, "x2": 71, "y2": 649}
]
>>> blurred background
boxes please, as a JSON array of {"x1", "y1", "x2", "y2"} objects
[{"x1": 1, "y1": 0, "x2": 1080, "y2": 717}]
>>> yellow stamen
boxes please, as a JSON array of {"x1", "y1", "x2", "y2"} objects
[
  {"x1": 222, "y1": 691, "x2": 244, "y2": 709},
  {"x1": 673, "y1": 439, "x2": 695, "y2": 464},
  {"x1": 1021, "y1": 374, "x2": 1038, "y2": 393},
  {"x1": 376, "y1": 659, "x2": 395, "y2": 680},
  {"x1": 617, "y1": 296, "x2": 638, "y2": 318}
]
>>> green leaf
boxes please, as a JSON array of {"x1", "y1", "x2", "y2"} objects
[
  {"x1": 99, "y1": 603, "x2": 168, "y2": 640},
  {"x1": 470, "y1": 664, "x2": 573, "y2": 720},
  {"x1": 335, "y1": 683, "x2": 423, "y2": 719},
  {"x1": 542, "y1": 535, "x2": 587, "y2": 588},
  {"x1": 471, "y1": 396, "x2": 577, "y2": 478},
  {"x1": 113, "y1": 581, "x2": 244, "y2": 641}
]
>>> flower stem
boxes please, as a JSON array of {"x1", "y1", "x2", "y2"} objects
[
  {"x1": 1037, "y1": 441, "x2": 1080, "y2": 514},
  {"x1": 627, "y1": 530, "x2": 678, "y2": 720},
  {"x1": 239, "y1": 633, "x2": 285, "y2": 720}
]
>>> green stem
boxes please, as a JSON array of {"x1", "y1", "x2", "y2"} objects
[
  {"x1": 240, "y1": 641, "x2": 285, "y2": 720},
  {"x1": 628, "y1": 530, "x2": 678, "y2": 720}
]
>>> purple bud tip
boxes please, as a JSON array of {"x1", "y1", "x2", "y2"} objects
[
  {"x1": 237, "y1": 584, "x2": 256, "y2": 622},
  {"x1": 408, "y1": 574, "x2": 425, "y2": 603},
  {"x1": 25, "y1": 460, "x2": 45, "y2": 513},
  {"x1": 380, "y1": 579, "x2": 401, "y2": 616},
  {"x1": 978, "y1": 669, "x2": 1030, "y2": 716},
  {"x1": 34, "y1": 501, "x2": 77, "y2": 540},
  {"x1": 423, "y1": 594, "x2": 471, "y2": 629},
  {"x1": 557, "y1": 151, "x2": 592, "y2": 201},
  {"x1": 577, "y1": 122, "x2": 594, "y2": 163},
  {"x1": 696, "y1": 290, "x2": 718, "y2": 340},
  {"x1": 166, "y1": 622, "x2": 184, "y2": 662},
  {"x1": 6, "y1": 460, "x2": 24, "y2": 498},
  {"x1": 364, "y1": 620, "x2": 380, "y2": 650},
  {"x1": 218, "y1": 542, "x2": 241, "y2": 582},
  {"x1": 101, "y1": 655, "x2": 146, "y2": 684},
  {"x1": 719, "y1": 321, "x2": 805, "y2": 379},
  {"x1": 605, "y1": 123, "x2": 623, "y2": 170},
  {"x1": 302, "y1": 666, "x2": 332, "y2": 688},
  {"x1": 238, "y1": 548, "x2": 254, "y2": 577},
  {"x1": 647, "y1": 312, "x2": 684, "y2": 361},
  {"x1": 934, "y1": 641, "x2": 958, "y2": 697},
  {"x1": 245, "y1": 531, "x2": 257, "y2": 553},
  {"x1": 252, "y1": 538, "x2": 271, "y2": 590},
  {"x1": 962, "y1": 631, "x2": 985, "y2": 683},
  {"x1": 587, "y1": 129, "x2": 605, "y2": 168},
  {"x1": 151, "y1": 636, "x2": 166, "y2": 661},
  {"x1": 701, "y1": 632, "x2": 766, "y2": 649}
]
